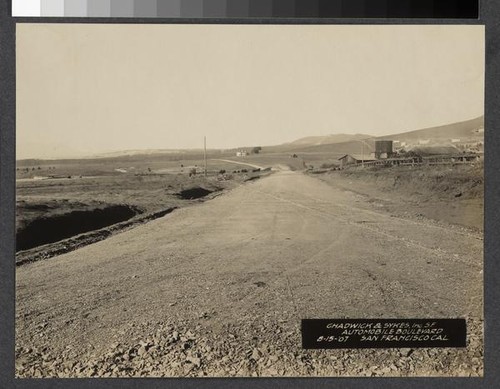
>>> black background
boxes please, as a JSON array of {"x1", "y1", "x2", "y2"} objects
[{"x1": 1, "y1": 0, "x2": 498, "y2": 388}]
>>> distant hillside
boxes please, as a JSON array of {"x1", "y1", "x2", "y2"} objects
[
  {"x1": 287, "y1": 133, "x2": 371, "y2": 147},
  {"x1": 290, "y1": 138, "x2": 376, "y2": 157},
  {"x1": 261, "y1": 133, "x2": 374, "y2": 154},
  {"x1": 91, "y1": 149, "x2": 192, "y2": 158},
  {"x1": 266, "y1": 116, "x2": 484, "y2": 157},
  {"x1": 378, "y1": 116, "x2": 484, "y2": 142}
]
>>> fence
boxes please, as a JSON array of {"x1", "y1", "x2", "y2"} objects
[{"x1": 343, "y1": 154, "x2": 482, "y2": 170}]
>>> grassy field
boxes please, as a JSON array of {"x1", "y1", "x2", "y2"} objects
[{"x1": 16, "y1": 148, "x2": 341, "y2": 179}]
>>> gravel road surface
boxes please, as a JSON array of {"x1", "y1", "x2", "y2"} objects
[{"x1": 16, "y1": 170, "x2": 483, "y2": 377}]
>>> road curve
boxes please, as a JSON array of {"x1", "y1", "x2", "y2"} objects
[{"x1": 210, "y1": 158, "x2": 266, "y2": 170}]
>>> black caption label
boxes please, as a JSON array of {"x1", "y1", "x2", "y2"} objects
[{"x1": 302, "y1": 319, "x2": 466, "y2": 349}]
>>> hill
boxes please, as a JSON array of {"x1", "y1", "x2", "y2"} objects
[
  {"x1": 378, "y1": 116, "x2": 484, "y2": 142},
  {"x1": 287, "y1": 133, "x2": 371, "y2": 147},
  {"x1": 268, "y1": 116, "x2": 484, "y2": 157},
  {"x1": 260, "y1": 133, "x2": 374, "y2": 154}
]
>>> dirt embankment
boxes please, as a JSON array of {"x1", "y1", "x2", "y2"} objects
[
  {"x1": 312, "y1": 164, "x2": 483, "y2": 231},
  {"x1": 16, "y1": 204, "x2": 142, "y2": 251}
]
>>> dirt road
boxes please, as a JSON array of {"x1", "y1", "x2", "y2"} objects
[
  {"x1": 16, "y1": 170, "x2": 483, "y2": 377},
  {"x1": 210, "y1": 158, "x2": 266, "y2": 170}
]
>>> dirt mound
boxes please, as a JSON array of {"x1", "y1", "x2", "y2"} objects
[
  {"x1": 340, "y1": 164, "x2": 483, "y2": 201},
  {"x1": 16, "y1": 205, "x2": 142, "y2": 252},
  {"x1": 176, "y1": 187, "x2": 216, "y2": 200},
  {"x1": 315, "y1": 164, "x2": 483, "y2": 231}
]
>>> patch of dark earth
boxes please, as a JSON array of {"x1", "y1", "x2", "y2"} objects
[
  {"x1": 15, "y1": 207, "x2": 176, "y2": 266},
  {"x1": 176, "y1": 186, "x2": 219, "y2": 200},
  {"x1": 16, "y1": 204, "x2": 142, "y2": 251}
]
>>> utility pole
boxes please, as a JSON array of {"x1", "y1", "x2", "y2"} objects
[
  {"x1": 361, "y1": 142, "x2": 364, "y2": 168},
  {"x1": 204, "y1": 136, "x2": 207, "y2": 177}
]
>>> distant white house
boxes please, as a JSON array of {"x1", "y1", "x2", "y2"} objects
[
  {"x1": 418, "y1": 139, "x2": 430, "y2": 145},
  {"x1": 451, "y1": 138, "x2": 461, "y2": 143},
  {"x1": 236, "y1": 150, "x2": 248, "y2": 157}
]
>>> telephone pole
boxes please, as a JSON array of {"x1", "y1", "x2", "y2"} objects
[
  {"x1": 204, "y1": 136, "x2": 207, "y2": 177},
  {"x1": 361, "y1": 142, "x2": 364, "y2": 168}
]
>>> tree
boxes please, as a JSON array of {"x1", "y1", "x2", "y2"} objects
[{"x1": 251, "y1": 146, "x2": 262, "y2": 154}]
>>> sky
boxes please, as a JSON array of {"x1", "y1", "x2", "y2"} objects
[{"x1": 16, "y1": 24, "x2": 484, "y2": 159}]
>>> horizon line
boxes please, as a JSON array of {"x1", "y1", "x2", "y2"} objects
[{"x1": 16, "y1": 115, "x2": 484, "y2": 162}]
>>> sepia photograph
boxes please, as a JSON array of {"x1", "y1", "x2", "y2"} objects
[{"x1": 15, "y1": 24, "x2": 484, "y2": 378}]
